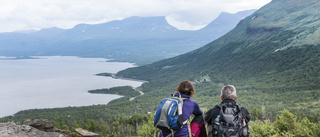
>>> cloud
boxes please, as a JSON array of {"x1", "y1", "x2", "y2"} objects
[{"x1": 0, "y1": 0, "x2": 271, "y2": 32}]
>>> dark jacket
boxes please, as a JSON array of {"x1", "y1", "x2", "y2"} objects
[
  {"x1": 159, "y1": 93, "x2": 203, "y2": 137},
  {"x1": 204, "y1": 99, "x2": 251, "y2": 137}
]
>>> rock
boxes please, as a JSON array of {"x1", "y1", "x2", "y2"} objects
[
  {"x1": 75, "y1": 128, "x2": 101, "y2": 137},
  {"x1": 23, "y1": 119, "x2": 59, "y2": 132},
  {"x1": 0, "y1": 122, "x2": 70, "y2": 137}
]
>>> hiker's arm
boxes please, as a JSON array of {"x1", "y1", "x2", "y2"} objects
[
  {"x1": 204, "y1": 108, "x2": 213, "y2": 125},
  {"x1": 242, "y1": 107, "x2": 251, "y2": 122},
  {"x1": 204, "y1": 106, "x2": 220, "y2": 125},
  {"x1": 193, "y1": 102, "x2": 203, "y2": 116}
]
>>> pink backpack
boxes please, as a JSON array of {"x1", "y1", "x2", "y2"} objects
[{"x1": 190, "y1": 115, "x2": 207, "y2": 137}]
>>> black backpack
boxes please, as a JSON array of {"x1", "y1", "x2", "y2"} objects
[{"x1": 212, "y1": 102, "x2": 249, "y2": 137}]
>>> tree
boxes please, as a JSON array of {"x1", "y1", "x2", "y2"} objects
[
  {"x1": 137, "y1": 113, "x2": 155, "y2": 136},
  {"x1": 250, "y1": 107, "x2": 263, "y2": 121}
]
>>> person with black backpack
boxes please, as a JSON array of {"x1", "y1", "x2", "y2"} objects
[
  {"x1": 204, "y1": 85, "x2": 251, "y2": 137},
  {"x1": 154, "y1": 80, "x2": 203, "y2": 137}
]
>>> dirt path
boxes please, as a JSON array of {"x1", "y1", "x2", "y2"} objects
[{"x1": 130, "y1": 88, "x2": 144, "y2": 101}]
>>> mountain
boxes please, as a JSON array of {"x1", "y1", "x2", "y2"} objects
[
  {"x1": 116, "y1": 0, "x2": 320, "y2": 114},
  {"x1": 63, "y1": 16, "x2": 179, "y2": 39},
  {"x1": 0, "y1": 10, "x2": 255, "y2": 65},
  {"x1": 197, "y1": 9, "x2": 257, "y2": 41}
]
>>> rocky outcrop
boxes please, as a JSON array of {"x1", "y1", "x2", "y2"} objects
[
  {"x1": 0, "y1": 122, "x2": 69, "y2": 137},
  {"x1": 22, "y1": 119, "x2": 62, "y2": 132},
  {"x1": 0, "y1": 119, "x2": 101, "y2": 137}
]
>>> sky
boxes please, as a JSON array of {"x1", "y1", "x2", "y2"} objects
[{"x1": 0, "y1": 0, "x2": 272, "y2": 33}]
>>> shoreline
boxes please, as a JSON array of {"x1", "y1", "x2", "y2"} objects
[{"x1": 96, "y1": 73, "x2": 148, "y2": 83}]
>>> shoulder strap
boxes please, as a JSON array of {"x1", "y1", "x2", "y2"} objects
[
  {"x1": 187, "y1": 120, "x2": 192, "y2": 137},
  {"x1": 235, "y1": 103, "x2": 244, "y2": 120},
  {"x1": 153, "y1": 127, "x2": 157, "y2": 137},
  {"x1": 211, "y1": 103, "x2": 222, "y2": 124},
  {"x1": 217, "y1": 103, "x2": 225, "y2": 114},
  {"x1": 217, "y1": 103, "x2": 223, "y2": 108},
  {"x1": 182, "y1": 98, "x2": 189, "y2": 101}
]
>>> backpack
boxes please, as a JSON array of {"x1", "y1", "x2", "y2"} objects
[
  {"x1": 212, "y1": 103, "x2": 249, "y2": 137},
  {"x1": 153, "y1": 93, "x2": 190, "y2": 137},
  {"x1": 190, "y1": 115, "x2": 207, "y2": 137}
]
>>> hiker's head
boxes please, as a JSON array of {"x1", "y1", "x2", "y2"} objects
[
  {"x1": 176, "y1": 80, "x2": 195, "y2": 97},
  {"x1": 220, "y1": 85, "x2": 237, "y2": 100}
]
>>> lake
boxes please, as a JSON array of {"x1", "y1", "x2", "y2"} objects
[{"x1": 0, "y1": 56, "x2": 143, "y2": 117}]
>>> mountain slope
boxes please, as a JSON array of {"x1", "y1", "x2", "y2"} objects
[
  {"x1": 0, "y1": 11, "x2": 255, "y2": 65},
  {"x1": 117, "y1": 0, "x2": 320, "y2": 114},
  {"x1": 117, "y1": 0, "x2": 320, "y2": 81}
]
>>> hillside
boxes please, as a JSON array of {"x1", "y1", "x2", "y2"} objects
[
  {"x1": 116, "y1": 0, "x2": 320, "y2": 115},
  {"x1": 0, "y1": 11, "x2": 255, "y2": 65}
]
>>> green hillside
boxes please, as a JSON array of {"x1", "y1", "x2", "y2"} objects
[{"x1": 116, "y1": 0, "x2": 320, "y2": 115}]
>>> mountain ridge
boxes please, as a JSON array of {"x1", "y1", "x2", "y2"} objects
[{"x1": 0, "y1": 10, "x2": 256, "y2": 64}]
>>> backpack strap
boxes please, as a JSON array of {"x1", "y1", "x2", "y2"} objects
[
  {"x1": 211, "y1": 103, "x2": 222, "y2": 136},
  {"x1": 216, "y1": 103, "x2": 222, "y2": 109},
  {"x1": 236, "y1": 104, "x2": 243, "y2": 120},
  {"x1": 153, "y1": 127, "x2": 158, "y2": 137},
  {"x1": 172, "y1": 91, "x2": 181, "y2": 98},
  {"x1": 211, "y1": 103, "x2": 222, "y2": 126},
  {"x1": 187, "y1": 120, "x2": 192, "y2": 137}
]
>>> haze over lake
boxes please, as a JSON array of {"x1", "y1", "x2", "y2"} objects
[{"x1": 0, "y1": 56, "x2": 143, "y2": 117}]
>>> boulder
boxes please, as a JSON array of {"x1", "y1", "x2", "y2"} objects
[{"x1": 23, "y1": 119, "x2": 59, "y2": 132}]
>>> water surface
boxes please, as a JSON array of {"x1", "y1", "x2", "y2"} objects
[{"x1": 0, "y1": 56, "x2": 143, "y2": 117}]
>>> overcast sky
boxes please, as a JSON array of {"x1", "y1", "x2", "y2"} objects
[{"x1": 0, "y1": 0, "x2": 271, "y2": 33}]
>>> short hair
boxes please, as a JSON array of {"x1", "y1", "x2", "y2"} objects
[
  {"x1": 176, "y1": 80, "x2": 195, "y2": 97},
  {"x1": 221, "y1": 85, "x2": 236, "y2": 100}
]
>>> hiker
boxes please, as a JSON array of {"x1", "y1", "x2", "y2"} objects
[
  {"x1": 156, "y1": 80, "x2": 204, "y2": 137},
  {"x1": 204, "y1": 85, "x2": 251, "y2": 137}
]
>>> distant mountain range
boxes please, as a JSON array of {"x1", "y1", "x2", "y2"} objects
[{"x1": 0, "y1": 10, "x2": 256, "y2": 65}]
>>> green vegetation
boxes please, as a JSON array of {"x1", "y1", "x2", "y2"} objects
[
  {"x1": 96, "y1": 72, "x2": 114, "y2": 77},
  {"x1": 50, "y1": 113, "x2": 152, "y2": 137},
  {"x1": 88, "y1": 86, "x2": 140, "y2": 97},
  {"x1": 250, "y1": 109, "x2": 320, "y2": 137}
]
